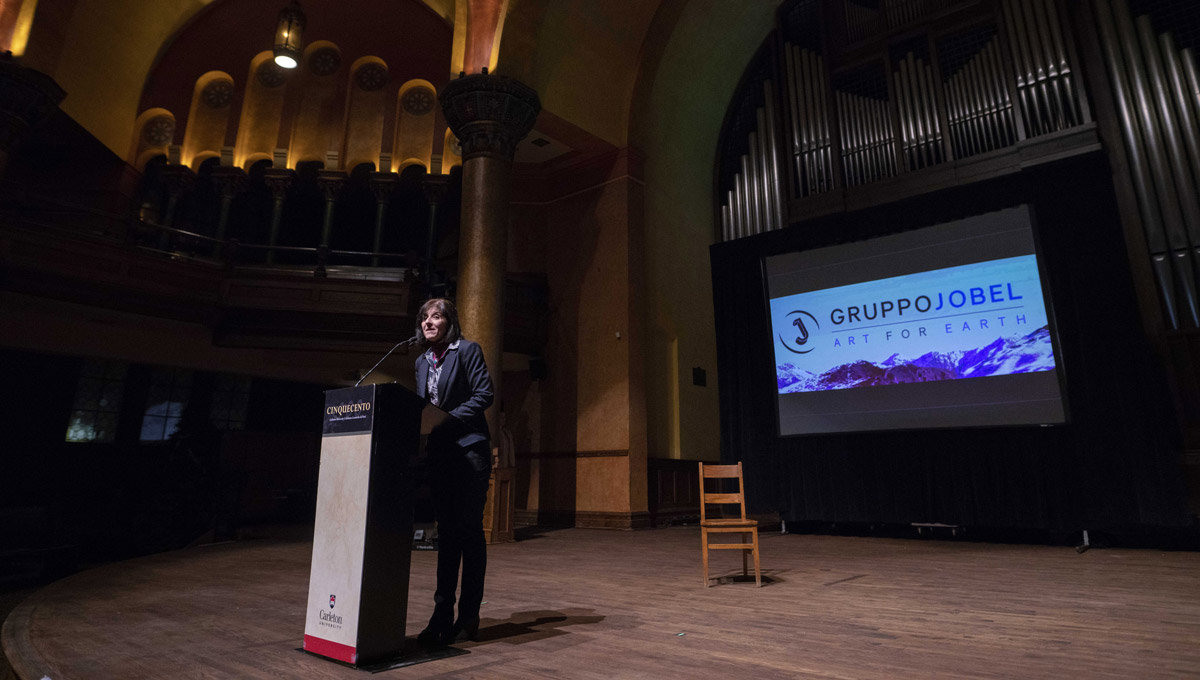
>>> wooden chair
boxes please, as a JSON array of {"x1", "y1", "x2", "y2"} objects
[{"x1": 698, "y1": 462, "x2": 761, "y2": 587}]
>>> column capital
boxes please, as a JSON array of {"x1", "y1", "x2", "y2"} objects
[
  {"x1": 439, "y1": 73, "x2": 541, "y2": 162},
  {"x1": 316, "y1": 169, "x2": 347, "y2": 199},
  {"x1": 262, "y1": 167, "x2": 294, "y2": 198},
  {"x1": 209, "y1": 166, "x2": 247, "y2": 197},
  {"x1": 369, "y1": 172, "x2": 398, "y2": 202},
  {"x1": 159, "y1": 165, "x2": 197, "y2": 193},
  {"x1": 419, "y1": 174, "x2": 449, "y2": 204}
]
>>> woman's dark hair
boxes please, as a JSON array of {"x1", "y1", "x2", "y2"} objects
[{"x1": 415, "y1": 297, "x2": 463, "y2": 348}]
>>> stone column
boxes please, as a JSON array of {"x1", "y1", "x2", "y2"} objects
[
  {"x1": 440, "y1": 73, "x2": 539, "y2": 543},
  {"x1": 157, "y1": 165, "x2": 196, "y2": 250},
  {"x1": 263, "y1": 168, "x2": 294, "y2": 264},
  {"x1": 210, "y1": 166, "x2": 247, "y2": 243},
  {"x1": 419, "y1": 174, "x2": 448, "y2": 296},
  {"x1": 316, "y1": 170, "x2": 346, "y2": 248},
  {"x1": 0, "y1": 55, "x2": 65, "y2": 179},
  {"x1": 368, "y1": 172, "x2": 397, "y2": 267}
]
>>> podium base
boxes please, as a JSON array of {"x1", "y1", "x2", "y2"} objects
[{"x1": 299, "y1": 639, "x2": 469, "y2": 673}]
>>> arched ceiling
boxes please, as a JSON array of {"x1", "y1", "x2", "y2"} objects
[
  {"x1": 498, "y1": 0, "x2": 665, "y2": 148},
  {"x1": 20, "y1": 0, "x2": 771, "y2": 166},
  {"x1": 139, "y1": 0, "x2": 452, "y2": 147},
  {"x1": 20, "y1": 0, "x2": 454, "y2": 156}
]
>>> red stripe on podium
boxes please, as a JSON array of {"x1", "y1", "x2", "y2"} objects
[{"x1": 303, "y1": 634, "x2": 356, "y2": 664}]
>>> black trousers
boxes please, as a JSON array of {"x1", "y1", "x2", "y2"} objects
[{"x1": 428, "y1": 442, "x2": 492, "y2": 628}]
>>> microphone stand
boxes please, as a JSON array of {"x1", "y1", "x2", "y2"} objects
[{"x1": 355, "y1": 335, "x2": 419, "y2": 387}]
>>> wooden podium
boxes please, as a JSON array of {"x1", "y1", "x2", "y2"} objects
[{"x1": 301, "y1": 383, "x2": 445, "y2": 667}]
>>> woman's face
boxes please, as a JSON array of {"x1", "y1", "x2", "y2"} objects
[{"x1": 422, "y1": 306, "x2": 449, "y2": 345}]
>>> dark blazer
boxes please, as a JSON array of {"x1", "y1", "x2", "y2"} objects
[{"x1": 415, "y1": 339, "x2": 493, "y2": 450}]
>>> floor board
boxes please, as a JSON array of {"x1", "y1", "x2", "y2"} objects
[{"x1": 4, "y1": 527, "x2": 1200, "y2": 678}]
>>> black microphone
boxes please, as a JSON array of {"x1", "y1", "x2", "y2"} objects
[{"x1": 355, "y1": 335, "x2": 420, "y2": 387}]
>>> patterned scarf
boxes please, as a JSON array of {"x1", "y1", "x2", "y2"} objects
[{"x1": 424, "y1": 340, "x2": 458, "y2": 406}]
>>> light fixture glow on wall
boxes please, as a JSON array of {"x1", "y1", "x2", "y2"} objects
[{"x1": 273, "y1": 1, "x2": 306, "y2": 69}]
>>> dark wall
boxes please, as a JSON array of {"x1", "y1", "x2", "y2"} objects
[
  {"x1": 711, "y1": 153, "x2": 1189, "y2": 531},
  {"x1": 0, "y1": 349, "x2": 326, "y2": 577}
]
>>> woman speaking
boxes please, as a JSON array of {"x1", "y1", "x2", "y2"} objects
[{"x1": 413, "y1": 298, "x2": 493, "y2": 646}]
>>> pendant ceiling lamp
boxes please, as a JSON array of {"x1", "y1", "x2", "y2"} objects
[{"x1": 273, "y1": 1, "x2": 306, "y2": 69}]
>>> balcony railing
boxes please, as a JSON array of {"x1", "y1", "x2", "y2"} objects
[
  {"x1": 1, "y1": 173, "x2": 547, "y2": 353},
  {"x1": 2, "y1": 161, "x2": 459, "y2": 285}
]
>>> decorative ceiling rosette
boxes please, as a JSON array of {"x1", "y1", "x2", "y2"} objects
[
  {"x1": 256, "y1": 62, "x2": 287, "y2": 88},
  {"x1": 401, "y1": 86, "x2": 435, "y2": 115},
  {"x1": 355, "y1": 63, "x2": 388, "y2": 92},
  {"x1": 309, "y1": 47, "x2": 341, "y2": 77},
  {"x1": 142, "y1": 116, "x2": 175, "y2": 146},
  {"x1": 201, "y1": 80, "x2": 234, "y2": 108}
]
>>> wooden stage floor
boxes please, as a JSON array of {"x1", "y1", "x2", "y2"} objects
[{"x1": 4, "y1": 526, "x2": 1200, "y2": 679}]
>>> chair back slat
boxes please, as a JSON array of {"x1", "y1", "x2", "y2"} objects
[
  {"x1": 701, "y1": 464, "x2": 741, "y2": 478},
  {"x1": 703, "y1": 492, "x2": 742, "y2": 505}
]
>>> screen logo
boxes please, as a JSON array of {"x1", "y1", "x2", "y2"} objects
[
  {"x1": 770, "y1": 255, "x2": 1055, "y2": 395},
  {"x1": 779, "y1": 310, "x2": 820, "y2": 354}
]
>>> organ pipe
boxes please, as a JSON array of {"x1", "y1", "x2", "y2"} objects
[
  {"x1": 1094, "y1": 0, "x2": 1197, "y2": 328},
  {"x1": 785, "y1": 44, "x2": 833, "y2": 198},
  {"x1": 1136, "y1": 17, "x2": 1200, "y2": 247},
  {"x1": 755, "y1": 109, "x2": 774, "y2": 229},
  {"x1": 764, "y1": 81, "x2": 787, "y2": 229},
  {"x1": 1002, "y1": 0, "x2": 1082, "y2": 137},
  {"x1": 748, "y1": 134, "x2": 765, "y2": 234}
]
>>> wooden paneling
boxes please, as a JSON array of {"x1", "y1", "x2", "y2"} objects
[{"x1": 649, "y1": 457, "x2": 701, "y2": 526}]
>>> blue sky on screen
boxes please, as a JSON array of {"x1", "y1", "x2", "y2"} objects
[{"x1": 770, "y1": 255, "x2": 1050, "y2": 374}]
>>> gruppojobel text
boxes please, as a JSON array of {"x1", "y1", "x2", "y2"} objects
[{"x1": 829, "y1": 283, "x2": 1024, "y2": 325}]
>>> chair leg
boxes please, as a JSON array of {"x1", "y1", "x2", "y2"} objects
[
  {"x1": 752, "y1": 528, "x2": 762, "y2": 587},
  {"x1": 742, "y1": 544, "x2": 748, "y2": 577},
  {"x1": 701, "y1": 529, "x2": 710, "y2": 587}
]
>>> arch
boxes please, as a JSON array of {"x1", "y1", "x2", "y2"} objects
[
  {"x1": 398, "y1": 157, "x2": 427, "y2": 173},
  {"x1": 245, "y1": 157, "x2": 273, "y2": 184},
  {"x1": 441, "y1": 128, "x2": 462, "y2": 173},
  {"x1": 348, "y1": 162, "x2": 376, "y2": 185},
  {"x1": 135, "y1": 149, "x2": 168, "y2": 172},
  {"x1": 288, "y1": 41, "x2": 344, "y2": 169},
  {"x1": 392, "y1": 79, "x2": 436, "y2": 173},
  {"x1": 191, "y1": 150, "x2": 221, "y2": 172},
  {"x1": 181, "y1": 70, "x2": 235, "y2": 168},
  {"x1": 234, "y1": 51, "x2": 290, "y2": 168},
  {"x1": 625, "y1": 2, "x2": 778, "y2": 465},
  {"x1": 399, "y1": 163, "x2": 429, "y2": 182},
  {"x1": 296, "y1": 159, "x2": 326, "y2": 174},
  {"x1": 345, "y1": 158, "x2": 380, "y2": 174},
  {"x1": 294, "y1": 153, "x2": 327, "y2": 167},
  {"x1": 342, "y1": 56, "x2": 390, "y2": 174},
  {"x1": 248, "y1": 157, "x2": 273, "y2": 172},
  {"x1": 241, "y1": 152, "x2": 273, "y2": 171},
  {"x1": 135, "y1": 153, "x2": 170, "y2": 224},
  {"x1": 130, "y1": 107, "x2": 176, "y2": 168}
]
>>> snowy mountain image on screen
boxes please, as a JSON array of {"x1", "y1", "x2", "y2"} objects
[
  {"x1": 777, "y1": 364, "x2": 820, "y2": 392},
  {"x1": 778, "y1": 325, "x2": 1056, "y2": 393}
]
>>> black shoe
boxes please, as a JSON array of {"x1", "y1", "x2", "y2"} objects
[
  {"x1": 450, "y1": 616, "x2": 480, "y2": 642},
  {"x1": 417, "y1": 624, "x2": 452, "y2": 648}
]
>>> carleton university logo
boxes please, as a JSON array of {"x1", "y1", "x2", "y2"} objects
[
  {"x1": 319, "y1": 593, "x2": 344, "y2": 627},
  {"x1": 779, "y1": 310, "x2": 819, "y2": 354}
]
